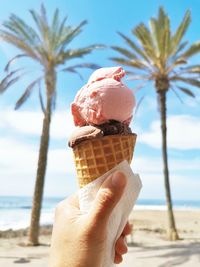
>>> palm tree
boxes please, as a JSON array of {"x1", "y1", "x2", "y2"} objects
[
  {"x1": 111, "y1": 7, "x2": 200, "y2": 240},
  {"x1": 0, "y1": 5, "x2": 102, "y2": 245}
]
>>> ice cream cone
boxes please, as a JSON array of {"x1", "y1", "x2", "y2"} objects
[{"x1": 72, "y1": 134, "x2": 137, "y2": 187}]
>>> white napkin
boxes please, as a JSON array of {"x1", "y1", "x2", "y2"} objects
[{"x1": 79, "y1": 160, "x2": 142, "y2": 267}]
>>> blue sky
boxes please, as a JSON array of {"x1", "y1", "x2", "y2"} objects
[{"x1": 0, "y1": 0, "x2": 200, "y2": 200}]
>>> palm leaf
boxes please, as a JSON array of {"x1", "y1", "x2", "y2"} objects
[
  {"x1": 133, "y1": 23, "x2": 156, "y2": 62},
  {"x1": 41, "y1": 4, "x2": 48, "y2": 26},
  {"x1": 172, "y1": 41, "x2": 188, "y2": 59},
  {"x1": 166, "y1": 58, "x2": 187, "y2": 73},
  {"x1": 62, "y1": 68, "x2": 83, "y2": 80},
  {"x1": 171, "y1": 76, "x2": 200, "y2": 88},
  {"x1": 58, "y1": 20, "x2": 87, "y2": 52},
  {"x1": 0, "y1": 69, "x2": 23, "y2": 93},
  {"x1": 176, "y1": 86, "x2": 195, "y2": 97},
  {"x1": 152, "y1": 8, "x2": 171, "y2": 60},
  {"x1": 180, "y1": 41, "x2": 200, "y2": 59},
  {"x1": 171, "y1": 86, "x2": 184, "y2": 104},
  {"x1": 15, "y1": 77, "x2": 43, "y2": 109},
  {"x1": 149, "y1": 18, "x2": 161, "y2": 57},
  {"x1": 57, "y1": 16, "x2": 68, "y2": 39},
  {"x1": 110, "y1": 57, "x2": 150, "y2": 71},
  {"x1": 0, "y1": 30, "x2": 41, "y2": 61},
  {"x1": 117, "y1": 32, "x2": 150, "y2": 62},
  {"x1": 38, "y1": 80, "x2": 45, "y2": 114},
  {"x1": 4, "y1": 54, "x2": 27, "y2": 72},
  {"x1": 57, "y1": 45, "x2": 103, "y2": 64},
  {"x1": 170, "y1": 10, "x2": 191, "y2": 56},
  {"x1": 178, "y1": 65, "x2": 200, "y2": 75},
  {"x1": 111, "y1": 46, "x2": 138, "y2": 59},
  {"x1": 30, "y1": 4, "x2": 49, "y2": 36},
  {"x1": 3, "y1": 14, "x2": 41, "y2": 46}
]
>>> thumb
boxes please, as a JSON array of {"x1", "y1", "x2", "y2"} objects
[{"x1": 88, "y1": 171, "x2": 126, "y2": 227}]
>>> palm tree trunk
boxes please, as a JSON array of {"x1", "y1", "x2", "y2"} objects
[
  {"x1": 28, "y1": 68, "x2": 56, "y2": 245},
  {"x1": 158, "y1": 91, "x2": 179, "y2": 241}
]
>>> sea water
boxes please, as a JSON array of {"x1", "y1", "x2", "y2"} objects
[{"x1": 0, "y1": 196, "x2": 199, "y2": 231}]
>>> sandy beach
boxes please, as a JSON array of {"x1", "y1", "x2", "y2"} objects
[{"x1": 0, "y1": 210, "x2": 199, "y2": 267}]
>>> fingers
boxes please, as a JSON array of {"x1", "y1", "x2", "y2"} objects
[
  {"x1": 122, "y1": 222, "x2": 132, "y2": 236},
  {"x1": 114, "y1": 253, "x2": 123, "y2": 264},
  {"x1": 114, "y1": 221, "x2": 133, "y2": 264},
  {"x1": 88, "y1": 171, "x2": 127, "y2": 227},
  {"x1": 115, "y1": 236, "x2": 127, "y2": 255}
]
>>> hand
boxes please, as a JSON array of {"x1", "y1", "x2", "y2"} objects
[{"x1": 49, "y1": 171, "x2": 131, "y2": 267}]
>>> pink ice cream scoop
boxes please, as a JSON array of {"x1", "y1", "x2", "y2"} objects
[{"x1": 71, "y1": 66, "x2": 136, "y2": 126}]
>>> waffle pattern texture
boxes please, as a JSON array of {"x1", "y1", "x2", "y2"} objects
[{"x1": 73, "y1": 134, "x2": 137, "y2": 187}]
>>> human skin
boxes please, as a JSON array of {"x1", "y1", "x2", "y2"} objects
[{"x1": 49, "y1": 171, "x2": 132, "y2": 267}]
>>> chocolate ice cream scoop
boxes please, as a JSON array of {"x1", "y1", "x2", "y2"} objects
[
  {"x1": 68, "y1": 126, "x2": 103, "y2": 147},
  {"x1": 68, "y1": 121, "x2": 132, "y2": 147}
]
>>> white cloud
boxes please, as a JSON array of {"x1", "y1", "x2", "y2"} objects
[
  {"x1": 131, "y1": 156, "x2": 200, "y2": 200},
  {"x1": 0, "y1": 109, "x2": 75, "y2": 139},
  {"x1": 132, "y1": 156, "x2": 200, "y2": 174},
  {"x1": 0, "y1": 136, "x2": 77, "y2": 196},
  {"x1": 138, "y1": 173, "x2": 200, "y2": 200},
  {"x1": 0, "y1": 136, "x2": 75, "y2": 174},
  {"x1": 139, "y1": 115, "x2": 200, "y2": 149}
]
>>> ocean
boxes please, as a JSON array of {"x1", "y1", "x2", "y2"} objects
[{"x1": 0, "y1": 196, "x2": 199, "y2": 231}]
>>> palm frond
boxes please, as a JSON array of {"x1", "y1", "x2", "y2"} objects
[
  {"x1": 178, "y1": 65, "x2": 200, "y2": 76},
  {"x1": 63, "y1": 67, "x2": 83, "y2": 80},
  {"x1": 15, "y1": 77, "x2": 43, "y2": 109},
  {"x1": 117, "y1": 32, "x2": 150, "y2": 62},
  {"x1": 133, "y1": 23, "x2": 157, "y2": 62},
  {"x1": 57, "y1": 45, "x2": 104, "y2": 65},
  {"x1": 150, "y1": 7, "x2": 171, "y2": 62},
  {"x1": 180, "y1": 41, "x2": 200, "y2": 59},
  {"x1": 111, "y1": 46, "x2": 138, "y2": 59},
  {"x1": 41, "y1": 4, "x2": 48, "y2": 26},
  {"x1": 38, "y1": 80, "x2": 45, "y2": 114},
  {"x1": 170, "y1": 10, "x2": 191, "y2": 56},
  {"x1": 176, "y1": 86, "x2": 195, "y2": 97},
  {"x1": 30, "y1": 4, "x2": 48, "y2": 36},
  {"x1": 4, "y1": 54, "x2": 27, "y2": 72},
  {"x1": 3, "y1": 14, "x2": 41, "y2": 46},
  {"x1": 0, "y1": 69, "x2": 24, "y2": 93},
  {"x1": 166, "y1": 58, "x2": 187, "y2": 73},
  {"x1": 57, "y1": 20, "x2": 87, "y2": 53},
  {"x1": 171, "y1": 76, "x2": 200, "y2": 88},
  {"x1": 172, "y1": 41, "x2": 188, "y2": 59},
  {"x1": 0, "y1": 30, "x2": 41, "y2": 61},
  {"x1": 171, "y1": 86, "x2": 184, "y2": 104},
  {"x1": 110, "y1": 57, "x2": 151, "y2": 71}
]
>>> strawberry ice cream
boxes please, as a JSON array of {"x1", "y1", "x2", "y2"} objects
[{"x1": 71, "y1": 66, "x2": 136, "y2": 126}]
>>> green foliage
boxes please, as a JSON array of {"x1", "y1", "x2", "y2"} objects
[
  {"x1": 0, "y1": 4, "x2": 101, "y2": 109},
  {"x1": 111, "y1": 6, "x2": 200, "y2": 98}
]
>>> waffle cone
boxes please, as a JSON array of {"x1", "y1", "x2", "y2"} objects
[{"x1": 72, "y1": 134, "x2": 137, "y2": 188}]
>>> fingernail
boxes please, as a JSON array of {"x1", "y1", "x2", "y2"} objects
[{"x1": 111, "y1": 171, "x2": 126, "y2": 188}]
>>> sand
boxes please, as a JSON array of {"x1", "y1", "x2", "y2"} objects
[{"x1": 0, "y1": 210, "x2": 200, "y2": 267}]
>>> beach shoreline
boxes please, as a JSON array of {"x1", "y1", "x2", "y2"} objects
[
  {"x1": 1, "y1": 209, "x2": 200, "y2": 239},
  {"x1": 0, "y1": 210, "x2": 199, "y2": 267}
]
